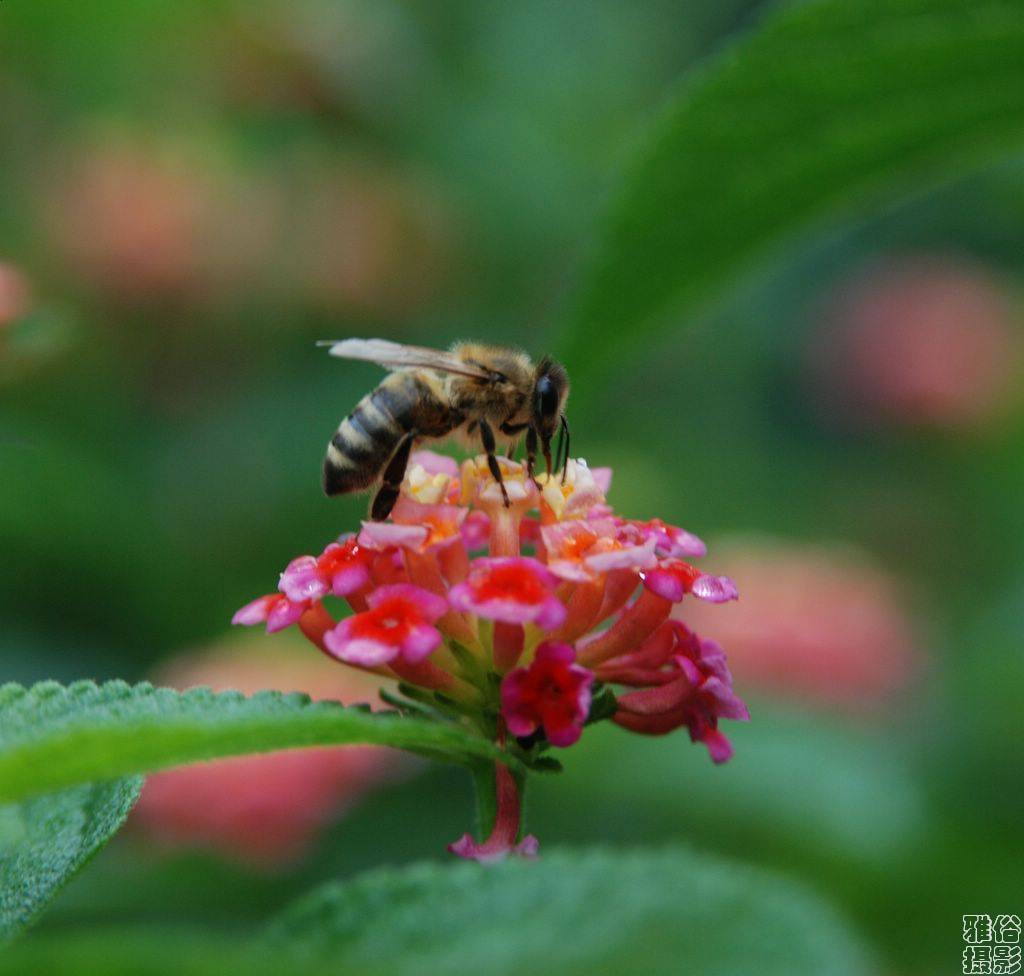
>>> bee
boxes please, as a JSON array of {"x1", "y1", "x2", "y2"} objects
[{"x1": 318, "y1": 338, "x2": 570, "y2": 521}]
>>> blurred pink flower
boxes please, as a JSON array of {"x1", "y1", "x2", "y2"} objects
[
  {"x1": 682, "y1": 539, "x2": 922, "y2": 712},
  {"x1": 288, "y1": 162, "x2": 453, "y2": 318},
  {"x1": 0, "y1": 262, "x2": 30, "y2": 327},
  {"x1": 808, "y1": 255, "x2": 1022, "y2": 431},
  {"x1": 49, "y1": 143, "x2": 212, "y2": 300},
  {"x1": 131, "y1": 639, "x2": 408, "y2": 866}
]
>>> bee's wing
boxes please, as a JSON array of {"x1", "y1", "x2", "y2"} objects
[{"x1": 318, "y1": 338, "x2": 491, "y2": 380}]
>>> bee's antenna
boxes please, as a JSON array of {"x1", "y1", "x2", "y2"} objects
[{"x1": 558, "y1": 415, "x2": 571, "y2": 484}]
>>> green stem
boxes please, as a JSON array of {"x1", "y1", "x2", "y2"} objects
[
  {"x1": 470, "y1": 760, "x2": 499, "y2": 840},
  {"x1": 469, "y1": 759, "x2": 530, "y2": 843}
]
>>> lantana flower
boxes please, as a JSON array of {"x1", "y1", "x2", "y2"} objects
[
  {"x1": 502, "y1": 641, "x2": 594, "y2": 747},
  {"x1": 235, "y1": 450, "x2": 745, "y2": 862}
]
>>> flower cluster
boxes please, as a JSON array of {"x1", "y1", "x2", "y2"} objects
[{"x1": 235, "y1": 451, "x2": 746, "y2": 861}]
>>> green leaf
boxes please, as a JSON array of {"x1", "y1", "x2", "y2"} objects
[
  {"x1": 559, "y1": 0, "x2": 1024, "y2": 388},
  {"x1": 264, "y1": 847, "x2": 874, "y2": 976},
  {"x1": 0, "y1": 926, "x2": 297, "y2": 976},
  {"x1": 0, "y1": 681, "x2": 520, "y2": 804},
  {"x1": 0, "y1": 777, "x2": 142, "y2": 943},
  {"x1": 530, "y1": 707, "x2": 927, "y2": 871}
]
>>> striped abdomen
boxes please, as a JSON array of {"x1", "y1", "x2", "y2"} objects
[{"x1": 323, "y1": 372, "x2": 455, "y2": 496}]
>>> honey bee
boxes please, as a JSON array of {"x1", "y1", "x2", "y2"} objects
[{"x1": 318, "y1": 338, "x2": 570, "y2": 521}]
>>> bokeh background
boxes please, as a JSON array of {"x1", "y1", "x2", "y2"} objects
[{"x1": 2, "y1": 1, "x2": 1022, "y2": 972}]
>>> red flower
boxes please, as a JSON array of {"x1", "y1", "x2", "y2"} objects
[
  {"x1": 643, "y1": 558, "x2": 738, "y2": 604},
  {"x1": 609, "y1": 622, "x2": 749, "y2": 763},
  {"x1": 279, "y1": 536, "x2": 374, "y2": 602},
  {"x1": 501, "y1": 642, "x2": 594, "y2": 747},
  {"x1": 323, "y1": 584, "x2": 448, "y2": 666},
  {"x1": 449, "y1": 557, "x2": 566, "y2": 630},
  {"x1": 232, "y1": 592, "x2": 308, "y2": 633}
]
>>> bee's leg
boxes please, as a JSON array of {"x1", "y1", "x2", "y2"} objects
[
  {"x1": 525, "y1": 426, "x2": 539, "y2": 486},
  {"x1": 371, "y1": 430, "x2": 417, "y2": 521},
  {"x1": 542, "y1": 438, "x2": 553, "y2": 480},
  {"x1": 479, "y1": 419, "x2": 510, "y2": 507},
  {"x1": 558, "y1": 415, "x2": 571, "y2": 484},
  {"x1": 499, "y1": 420, "x2": 528, "y2": 460}
]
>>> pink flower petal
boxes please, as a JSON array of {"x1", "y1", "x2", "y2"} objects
[
  {"x1": 266, "y1": 597, "x2": 306, "y2": 633},
  {"x1": 584, "y1": 538, "x2": 658, "y2": 574},
  {"x1": 500, "y1": 641, "x2": 593, "y2": 748},
  {"x1": 400, "y1": 623, "x2": 443, "y2": 663},
  {"x1": 546, "y1": 720, "x2": 584, "y2": 747},
  {"x1": 330, "y1": 563, "x2": 371, "y2": 596},
  {"x1": 591, "y1": 467, "x2": 613, "y2": 493},
  {"x1": 358, "y1": 521, "x2": 428, "y2": 551},
  {"x1": 535, "y1": 596, "x2": 568, "y2": 631},
  {"x1": 279, "y1": 556, "x2": 329, "y2": 603},
  {"x1": 232, "y1": 595, "x2": 275, "y2": 626},
  {"x1": 326, "y1": 634, "x2": 397, "y2": 666},
  {"x1": 667, "y1": 529, "x2": 707, "y2": 559},
  {"x1": 409, "y1": 450, "x2": 459, "y2": 477},
  {"x1": 461, "y1": 510, "x2": 491, "y2": 550},
  {"x1": 691, "y1": 574, "x2": 739, "y2": 603},
  {"x1": 704, "y1": 729, "x2": 734, "y2": 764},
  {"x1": 642, "y1": 567, "x2": 686, "y2": 602},
  {"x1": 545, "y1": 558, "x2": 595, "y2": 583},
  {"x1": 447, "y1": 832, "x2": 540, "y2": 864},
  {"x1": 367, "y1": 583, "x2": 448, "y2": 622}
]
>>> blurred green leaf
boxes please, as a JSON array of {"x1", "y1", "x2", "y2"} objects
[
  {"x1": 530, "y1": 708, "x2": 928, "y2": 870},
  {"x1": 0, "y1": 681, "x2": 520, "y2": 803},
  {"x1": 0, "y1": 777, "x2": 141, "y2": 943},
  {"x1": 0, "y1": 926, "x2": 296, "y2": 976},
  {"x1": 0, "y1": 848, "x2": 874, "y2": 974},
  {"x1": 559, "y1": 0, "x2": 1024, "y2": 388},
  {"x1": 264, "y1": 847, "x2": 874, "y2": 976}
]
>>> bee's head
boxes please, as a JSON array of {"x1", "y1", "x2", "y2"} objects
[{"x1": 531, "y1": 357, "x2": 569, "y2": 443}]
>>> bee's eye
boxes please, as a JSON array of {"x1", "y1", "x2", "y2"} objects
[{"x1": 536, "y1": 376, "x2": 559, "y2": 417}]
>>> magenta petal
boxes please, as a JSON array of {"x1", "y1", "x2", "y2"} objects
[
  {"x1": 231, "y1": 595, "x2": 273, "y2": 626},
  {"x1": 504, "y1": 709, "x2": 538, "y2": 738},
  {"x1": 368, "y1": 583, "x2": 448, "y2": 621},
  {"x1": 546, "y1": 558, "x2": 595, "y2": 583},
  {"x1": 410, "y1": 450, "x2": 459, "y2": 477},
  {"x1": 451, "y1": 580, "x2": 558, "y2": 626},
  {"x1": 585, "y1": 539, "x2": 658, "y2": 573},
  {"x1": 704, "y1": 729, "x2": 734, "y2": 764},
  {"x1": 330, "y1": 563, "x2": 371, "y2": 596},
  {"x1": 534, "y1": 596, "x2": 568, "y2": 631},
  {"x1": 691, "y1": 574, "x2": 739, "y2": 603},
  {"x1": 663, "y1": 528, "x2": 707, "y2": 559},
  {"x1": 323, "y1": 627, "x2": 397, "y2": 666},
  {"x1": 485, "y1": 599, "x2": 550, "y2": 625},
  {"x1": 358, "y1": 521, "x2": 428, "y2": 550},
  {"x1": 675, "y1": 655, "x2": 703, "y2": 686},
  {"x1": 447, "y1": 832, "x2": 539, "y2": 864},
  {"x1": 265, "y1": 597, "x2": 305, "y2": 633},
  {"x1": 642, "y1": 568, "x2": 685, "y2": 602},
  {"x1": 514, "y1": 835, "x2": 540, "y2": 857},
  {"x1": 702, "y1": 677, "x2": 750, "y2": 721},
  {"x1": 446, "y1": 834, "x2": 508, "y2": 864},
  {"x1": 546, "y1": 721, "x2": 583, "y2": 747},
  {"x1": 279, "y1": 556, "x2": 328, "y2": 602},
  {"x1": 534, "y1": 641, "x2": 576, "y2": 667},
  {"x1": 591, "y1": 467, "x2": 613, "y2": 493},
  {"x1": 460, "y1": 511, "x2": 491, "y2": 549},
  {"x1": 400, "y1": 623, "x2": 443, "y2": 663},
  {"x1": 446, "y1": 582, "x2": 474, "y2": 615}
]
